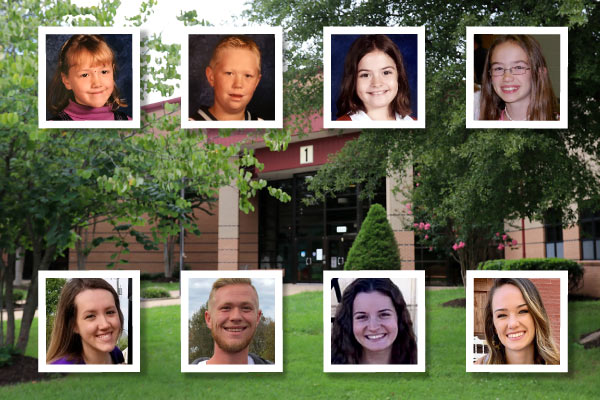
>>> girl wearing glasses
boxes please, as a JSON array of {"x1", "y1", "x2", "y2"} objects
[{"x1": 479, "y1": 35, "x2": 559, "y2": 121}]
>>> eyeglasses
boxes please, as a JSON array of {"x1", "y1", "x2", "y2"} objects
[{"x1": 489, "y1": 66, "x2": 531, "y2": 76}]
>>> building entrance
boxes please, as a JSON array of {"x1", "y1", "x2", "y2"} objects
[{"x1": 259, "y1": 172, "x2": 385, "y2": 283}]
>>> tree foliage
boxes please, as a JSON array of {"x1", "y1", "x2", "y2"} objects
[
  {"x1": 45, "y1": 278, "x2": 67, "y2": 350},
  {"x1": 247, "y1": 0, "x2": 600, "y2": 284},
  {"x1": 345, "y1": 204, "x2": 401, "y2": 270},
  {"x1": 0, "y1": 0, "x2": 291, "y2": 353}
]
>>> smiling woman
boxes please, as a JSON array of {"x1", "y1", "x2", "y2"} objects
[
  {"x1": 331, "y1": 278, "x2": 417, "y2": 365},
  {"x1": 46, "y1": 278, "x2": 125, "y2": 365},
  {"x1": 477, "y1": 278, "x2": 560, "y2": 365}
]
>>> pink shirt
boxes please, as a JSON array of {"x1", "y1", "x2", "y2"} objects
[{"x1": 63, "y1": 100, "x2": 131, "y2": 121}]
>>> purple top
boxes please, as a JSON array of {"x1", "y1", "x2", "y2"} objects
[
  {"x1": 51, "y1": 346, "x2": 124, "y2": 365},
  {"x1": 63, "y1": 100, "x2": 132, "y2": 121}
]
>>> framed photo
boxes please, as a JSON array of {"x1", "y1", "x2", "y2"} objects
[
  {"x1": 38, "y1": 270, "x2": 140, "y2": 373},
  {"x1": 466, "y1": 26, "x2": 568, "y2": 129},
  {"x1": 180, "y1": 270, "x2": 283, "y2": 373},
  {"x1": 181, "y1": 26, "x2": 283, "y2": 129},
  {"x1": 324, "y1": 26, "x2": 425, "y2": 129},
  {"x1": 466, "y1": 270, "x2": 568, "y2": 373},
  {"x1": 323, "y1": 270, "x2": 426, "y2": 373},
  {"x1": 38, "y1": 26, "x2": 140, "y2": 129}
]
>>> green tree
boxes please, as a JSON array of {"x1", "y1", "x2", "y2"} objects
[
  {"x1": 45, "y1": 278, "x2": 67, "y2": 351},
  {"x1": 345, "y1": 204, "x2": 401, "y2": 270},
  {"x1": 0, "y1": 0, "x2": 291, "y2": 354},
  {"x1": 246, "y1": 0, "x2": 600, "y2": 284}
]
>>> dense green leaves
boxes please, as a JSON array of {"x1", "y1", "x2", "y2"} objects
[
  {"x1": 247, "y1": 0, "x2": 600, "y2": 284},
  {"x1": 345, "y1": 204, "x2": 402, "y2": 270},
  {"x1": 0, "y1": 0, "x2": 291, "y2": 352}
]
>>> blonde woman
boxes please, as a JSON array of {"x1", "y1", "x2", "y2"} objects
[{"x1": 476, "y1": 278, "x2": 559, "y2": 364}]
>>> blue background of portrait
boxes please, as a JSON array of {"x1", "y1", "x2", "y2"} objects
[
  {"x1": 45, "y1": 34, "x2": 133, "y2": 121},
  {"x1": 330, "y1": 34, "x2": 419, "y2": 121}
]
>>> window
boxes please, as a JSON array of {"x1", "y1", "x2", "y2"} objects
[
  {"x1": 544, "y1": 210, "x2": 564, "y2": 258},
  {"x1": 580, "y1": 209, "x2": 600, "y2": 260}
]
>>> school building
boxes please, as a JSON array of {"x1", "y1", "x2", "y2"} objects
[{"x1": 62, "y1": 99, "x2": 599, "y2": 296}]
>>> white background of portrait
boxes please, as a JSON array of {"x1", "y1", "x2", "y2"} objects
[
  {"x1": 180, "y1": 26, "x2": 283, "y2": 129},
  {"x1": 323, "y1": 26, "x2": 426, "y2": 130},
  {"x1": 465, "y1": 26, "x2": 568, "y2": 129},
  {"x1": 180, "y1": 269, "x2": 283, "y2": 373},
  {"x1": 465, "y1": 270, "x2": 568, "y2": 373},
  {"x1": 323, "y1": 270, "x2": 426, "y2": 373},
  {"x1": 38, "y1": 270, "x2": 140, "y2": 373},
  {"x1": 38, "y1": 26, "x2": 141, "y2": 129}
]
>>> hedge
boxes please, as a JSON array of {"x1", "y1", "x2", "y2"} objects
[
  {"x1": 478, "y1": 258, "x2": 584, "y2": 290},
  {"x1": 141, "y1": 287, "x2": 171, "y2": 299}
]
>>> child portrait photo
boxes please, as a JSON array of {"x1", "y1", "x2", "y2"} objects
[
  {"x1": 466, "y1": 26, "x2": 568, "y2": 129},
  {"x1": 38, "y1": 26, "x2": 140, "y2": 129},
  {"x1": 324, "y1": 26, "x2": 425, "y2": 129},
  {"x1": 181, "y1": 27, "x2": 282, "y2": 129}
]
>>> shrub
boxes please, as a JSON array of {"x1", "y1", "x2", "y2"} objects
[
  {"x1": 345, "y1": 203, "x2": 401, "y2": 270},
  {"x1": 478, "y1": 258, "x2": 584, "y2": 290},
  {"x1": 0, "y1": 346, "x2": 20, "y2": 367},
  {"x1": 12, "y1": 289, "x2": 27, "y2": 302},
  {"x1": 141, "y1": 287, "x2": 171, "y2": 299}
]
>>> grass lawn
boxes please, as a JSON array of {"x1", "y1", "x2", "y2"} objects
[
  {"x1": 1, "y1": 289, "x2": 599, "y2": 399},
  {"x1": 140, "y1": 280, "x2": 180, "y2": 292}
]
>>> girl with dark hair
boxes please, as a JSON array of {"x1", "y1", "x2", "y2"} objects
[
  {"x1": 475, "y1": 278, "x2": 560, "y2": 365},
  {"x1": 335, "y1": 35, "x2": 413, "y2": 121},
  {"x1": 331, "y1": 278, "x2": 417, "y2": 364},
  {"x1": 47, "y1": 278, "x2": 125, "y2": 364},
  {"x1": 479, "y1": 35, "x2": 559, "y2": 121},
  {"x1": 47, "y1": 34, "x2": 129, "y2": 121}
]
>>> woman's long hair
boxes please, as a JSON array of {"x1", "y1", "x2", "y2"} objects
[
  {"x1": 47, "y1": 34, "x2": 127, "y2": 114},
  {"x1": 46, "y1": 278, "x2": 123, "y2": 364},
  {"x1": 479, "y1": 35, "x2": 559, "y2": 120},
  {"x1": 336, "y1": 35, "x2": 411, "y2": 118},
  {"x1": 483, "y1": 278, "x2": 560, "y2": 365},
  {"x1": 331, "y1": 278, "x2": 417, "y2": 364}
]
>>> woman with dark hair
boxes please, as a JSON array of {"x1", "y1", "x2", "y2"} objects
[
  {"x1": 475, "y1": 278, "x2": 560, "y2": 365},
  {"x1": 47, "y1": 278, "x2": 125, "y2": 364},
  {"x1": 331, "y1": 278, "x2": 417, "y2": 364},
  {"x1": 335, "y1": 35, "x2": 412, "y2": 121}
]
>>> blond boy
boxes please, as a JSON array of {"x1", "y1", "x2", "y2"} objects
[{"x1": 193, "y1": 36, "x2": 262, "y2": 121}]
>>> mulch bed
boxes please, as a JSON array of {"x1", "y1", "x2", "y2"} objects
[
  {"x1": 0, "y1": 355, "x2": 65, "y2": 387},
  {"x1": 442, "y1": 298, "x2": 466, "y2": 308}
]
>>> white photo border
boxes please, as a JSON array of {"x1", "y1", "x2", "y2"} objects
[
  {"x1": 465, "y1": 270, "x2": 568, "y2": 373},
  {"x1": 323, "y1": 26, "x2": 426, "y2": 130},
  {"x1": 323, "y1": 270, "x2": 426, "y2": 373},
  {"x1": 38, "y1": 270, "x2": 140, "y2": 373},
  {"x1": 181, "y1": 26, "x2": 283, "y2": 129},
  {"x1": 180, "y1": 269, "x2": 283, "y2": 373},
  {"x1": 466, "y1": 26, "x2": 568, "y2": 129},
  {"x1": 38, "y1": 26, "x2": 141, "y2": 129}
]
